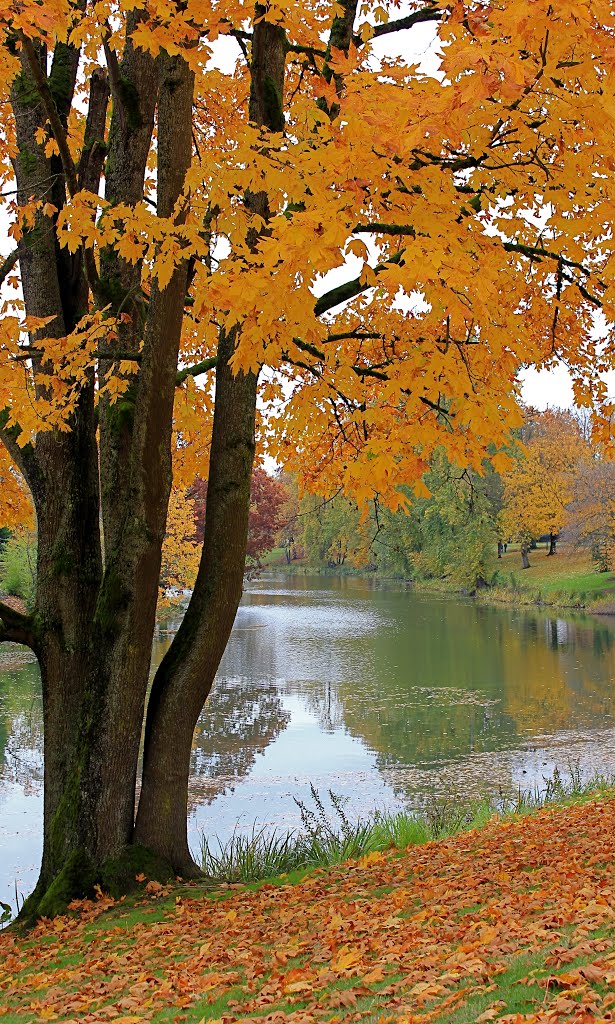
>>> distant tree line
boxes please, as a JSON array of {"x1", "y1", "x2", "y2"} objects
[
  {"x1": 3, "y1": 408, "x2": 613, "y2": 607},
  {"x1": 281, "y1": 407, "x2": 615, "y2": 587}
]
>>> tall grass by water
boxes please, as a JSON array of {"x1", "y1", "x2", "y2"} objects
[{"x1": 199, "y1": 766, "x2": 615, "y2": 884}]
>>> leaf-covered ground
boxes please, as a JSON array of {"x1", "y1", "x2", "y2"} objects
[{"x1": 1, "y1": 796, "x2": 614, "y2": 1024}]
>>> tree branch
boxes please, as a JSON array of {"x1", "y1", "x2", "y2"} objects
[
  {"x1": 19, "y1": 33, "x2": 78, "y2": 197},
  {"x1": 0, "y1": 407, "x2": 40, "y2": 491},
  {"x1": 354, "y1": 222, "x2": 416, "y2": 236},
  {"x1": 314, "y1": 250, "x2": 405, "y2": 316},
  {"x1": 77, "y1": 69, "x2": 110, "y2": 193},
  {"x1": 102, "y1": 26, "x2": 125, "y2": 127},
  {"x1": 287, "y1": 40, "x2": 327, "y2": 58},
  {"x1": 292, "y1": 337, "x2": 390, "y2": 380},
  {"x1": 502, "y1": 242, "x2": 604, "y2": 306},
  {"x1": 0, "y1": 247, "x2": 21, "y2": 289},
  {"x1": 362, "y1": 5, "x2": 442, "y2": 44},
  {"x1": 175, "y1": 356, "x2": 218, "y2": 386},
  {"x1": 0, "y1": 598, "x2": 36, "y2": 650}
]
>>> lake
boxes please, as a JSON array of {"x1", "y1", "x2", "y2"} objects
[{"x1": 1, "y1": 574, "x2": 615, "y2": 911}]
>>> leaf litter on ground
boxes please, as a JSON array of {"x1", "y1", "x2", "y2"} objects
[{"x1": 0, "y1": 794, "x2": 614, "y2": 1024}]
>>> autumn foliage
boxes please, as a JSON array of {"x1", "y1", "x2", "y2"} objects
[
  {"x1": 190, "y1": 468, "x2": 286, "y2": 565},
  {"x1": 0, "y1": 796, "x2": 613, "y2": 1022},
  {"x1": 4, "y1": 0, "x2": 615, "y2": 917}
]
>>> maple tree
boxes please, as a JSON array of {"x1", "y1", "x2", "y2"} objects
[
  {"x1": 1, "y1": 0, "x2": 615, "y2": 919},
  {"x1": 499, "y1": 410, "x2": 592, "y2": 568},
  {"x1": 566, "y1": 459, "x2": 615, "y2": 573}
]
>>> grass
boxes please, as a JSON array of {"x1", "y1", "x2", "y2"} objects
[
  {"x1": 481, "y1": 543, "x2": 615, "y2": 608},
  {"x1": 0, "y1": 782, "x2": 613, "y2": 1024},
  {"x1": 198, "y1": 766, "x2": 615, "y2": 886}
]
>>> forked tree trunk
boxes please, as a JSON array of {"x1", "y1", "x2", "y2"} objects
[
  {"x1": 9, "y1": 42, "x2": 195, "y2": 920},
  {"x1": 521, "y1": 543, "x2": 531, "y2": 569},
  {"x1": 134, "y1": 14, "x2": 286, "y2": 872},
  {"x1": 135, "y1": 331, "x2": 258, "y2": 872}
]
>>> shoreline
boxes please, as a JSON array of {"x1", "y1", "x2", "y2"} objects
[{"x1": 262, "y1": 559, "x2": 615, "y2": 614}]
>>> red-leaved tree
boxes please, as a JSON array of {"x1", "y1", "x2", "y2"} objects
[{"x1": 191, "y1": 468, "x2": 287, "y2": 566}]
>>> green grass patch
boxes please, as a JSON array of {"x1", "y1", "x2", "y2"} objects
[{"x1": 197, "y1": 767, "x2": 615, "y2": 888}]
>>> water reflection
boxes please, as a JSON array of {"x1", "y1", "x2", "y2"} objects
[
  {"x1": 1, "y1": 576, "x2": 615, "y2": 909},
  {"x1": 0, "y1": 653, "x2": 42, "y2": 790}
]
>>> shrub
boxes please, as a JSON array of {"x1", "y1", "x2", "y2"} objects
[{"x1": 0, "y1": 531, "x2": 37, "y2": 608}]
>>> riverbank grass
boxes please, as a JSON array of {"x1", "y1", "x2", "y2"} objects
[
  {"x1": 486, "y1": 544, "x2": 615, "y2": 607},
  {"x1": 199, "y1": 768, "x2": 614, "y2": 885},
  {"x1": 1, "y1": 781, "x2": 614, "y2": 1024}
]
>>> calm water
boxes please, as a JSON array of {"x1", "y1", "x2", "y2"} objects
[{"x1": 1, "y1": 575, "x2": 615, "y2": 910}]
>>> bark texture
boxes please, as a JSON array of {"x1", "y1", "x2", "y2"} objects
[
  {"x1": 134, "y1": 14, "x2": 288, "y2": 873},
  {"x1": 0, "y1": 1, "x2": 298, "y2": 919},
  {"x1": 4, "y1": 31, "x2": 196, "y2": 919}
]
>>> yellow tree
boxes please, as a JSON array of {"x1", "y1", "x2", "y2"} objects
[
  {"x1": 1, "y1": 0, "x2": 615, "y2": 917},
  {"x1": 500, "y1": 410, "x2": 592, "y2": 567},
  {"x1": 567, "y1": 460, "x2": 615, "y2": 572}
]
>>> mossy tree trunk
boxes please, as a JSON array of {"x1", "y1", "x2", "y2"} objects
[
  {"x1": 2, "y1": 29, "x2": 196, "y2": 920},
  {"x1": 0, "y1": 0, "x2": 355, "y2": 920}
]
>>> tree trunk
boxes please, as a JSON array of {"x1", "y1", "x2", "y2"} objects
[
  {"x1": 521, "y1": 543, "x2": 530, "y2": 569},
  {"x1": 134, "y1": 331, "x2": 258, "y2": 871},
  {"x1": 548, "y1": 532, "x2": 557, "y2": 555},
  {"x1": 10, "y1": 41, "x2": 195, "y2": 920},
  {"x1": 134, "y1": 15, "x2": 286, "y2": 871}
]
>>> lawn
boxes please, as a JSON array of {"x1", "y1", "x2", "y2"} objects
[
  {"x1": 488, "y1": 544, "x2": 615, "y2": 602},
  {"x1": 1, "y1": 794, "x2": 613, "y2": 1023}
]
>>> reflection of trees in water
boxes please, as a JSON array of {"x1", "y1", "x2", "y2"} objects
[
  {"x1": 1, "y1": 621, "x2": 291, "y2": 809},
  {"x1": 0, "y1": 657, "x2": 43, "y2": 791},
  {"x1": 2, "y1": 590, "x2": 615, "y2": 815},
  {"x1": 187, "y1": 618, "x2": 291, "y2": 808},
  {"x1": 187, "y1": 675, "x2": 290, "y2": 808},
  {"x1": 287, "y1": 677, "x2": 346, "y2": 734},
  {"x1": 300, "y1": 599, "x2": 615, "y2": 792}
]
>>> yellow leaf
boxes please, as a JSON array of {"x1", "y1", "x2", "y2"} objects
[{"x1": 332, "y1": 945, "x2": 362, "y2": 972}]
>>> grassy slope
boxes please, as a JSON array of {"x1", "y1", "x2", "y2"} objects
[
  {"x1": 488, "y1": 545, "x2": 613, "y2": 595},
  {"x1": 1, "y1": 793, "x2": 614, "y2": 1024}
]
